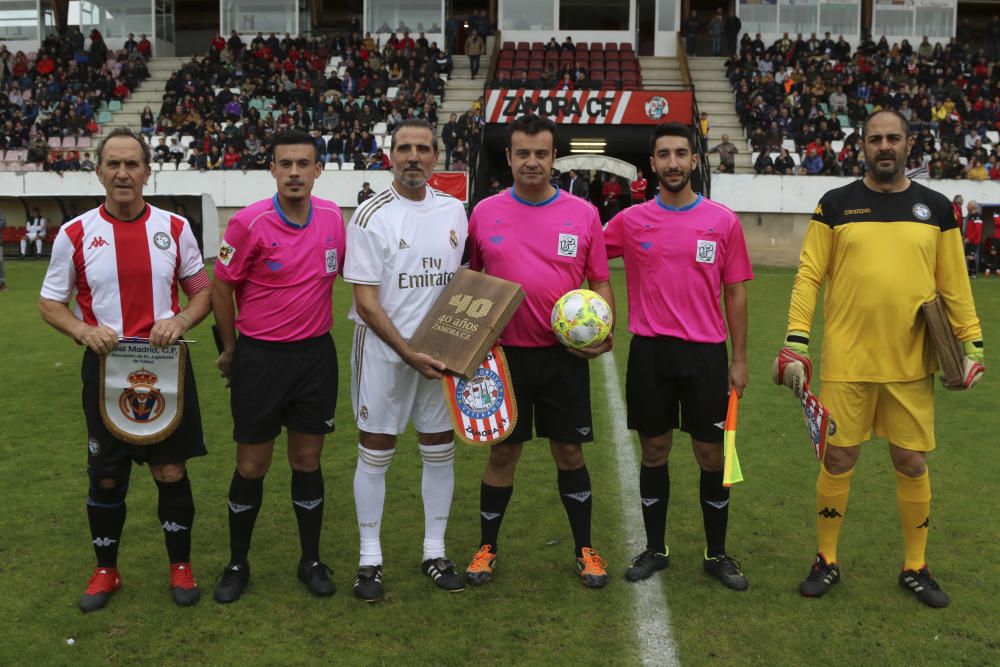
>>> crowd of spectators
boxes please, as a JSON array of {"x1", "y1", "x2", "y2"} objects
[
  {"x1": 727, "y1": 23, "x2": 1000, "y2": 180},
  {"x1": 0, "y1": 27, "x2": 149, "y2": 172},
  {"x1": 147, "y1": 29, "x2": 483, "y2": 172}
]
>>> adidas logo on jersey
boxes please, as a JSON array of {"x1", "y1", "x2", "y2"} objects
[
  {"x1": 88, "y1": 236, "x2": 111, "y2": 249},
  {"x1": 399, "y1": 238, "x2": 410, "y2": 249}
]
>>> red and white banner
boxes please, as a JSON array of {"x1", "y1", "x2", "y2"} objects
[
  {"x1": 485, "y1": 89, "x2": 694, "y2": 125},
  {"x1": 429, "y1": 172, "x2": 469, "y2": 203},
  {"x1": 442, "y1": 345, "x2": 517, "y2": 446}
]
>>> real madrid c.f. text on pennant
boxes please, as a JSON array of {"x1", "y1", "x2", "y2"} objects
[
  {"x1": 99, "y1": 340, "x2": 186, "y2": 445},
  {"x1": 442, "y1": 345, "x2": 517, "y2": 446}
]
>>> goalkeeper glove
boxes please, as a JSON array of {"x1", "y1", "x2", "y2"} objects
[
  {"x1": 772, "y1": 331, "x2": 812, "y2": 398},
  {"x1": 958, "y1": 339, "x2": 985, "y2": 389}
]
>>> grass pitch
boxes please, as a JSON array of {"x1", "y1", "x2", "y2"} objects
[{"x1": 0, "y1": 258, "x2": 997, "y2": 666}]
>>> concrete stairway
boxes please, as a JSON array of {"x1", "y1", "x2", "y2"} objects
[
  {"x1": 637, "y1": 57, "x2": 685, "y2": 88},
  {"x1": 434, "y1": 43, "x2": 491, "y2": 170},
  {"x1": 95, "y1": 56, "x2": 186, "y2": 140},
  {"x1": 687, "y1": 56, "x2": 752, "y2": 174}
]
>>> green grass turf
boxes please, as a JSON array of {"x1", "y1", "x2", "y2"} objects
[{"x1": 0, "y1": 258, "x2": 997, "y2": 666}]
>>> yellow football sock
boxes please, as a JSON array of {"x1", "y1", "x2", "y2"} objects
[
  {"x1": 816, "y1": 465, "x2": 854, "y2": 564},
  {"x1": 896, "y1": 469, "x2": 932, "y2": 571}
]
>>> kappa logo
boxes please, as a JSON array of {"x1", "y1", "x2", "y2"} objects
[
  {"x1": 917, "y1": 517, "x2": 930, "y2": 529},
  {"x1": 563, "y1": 491, "x2": 592, "y2": 503},
  {"x1": 228, "y1": 501, "x2": 255, "y2": 514},
  {"x1": 576, "y1": 426, "x2": 592, "y2": 436},
  {"x1": 93, "y1": 537, "x2": 118, "y2": 547},
  {"x1": 818, "y1": 507, "x2": 843, "y2": 519},
  {"x1": 88, "y1": 236, "x2": 111, "y2": 249},
  {"x1": 480, "y1": 511, "x2": 502, "y2": 520},
  {"x1": 293, "y1": 498, "x2": 324, "y2": 511},
  {"x1": 399, "y1": 238, "x2": 410, "y2": 249},
  {"x1": 161, "y1": 521, "x2": 189, "y2": 532},
  {"x1": 640, "y1": 497, "x2": 660, "y2": 507}
]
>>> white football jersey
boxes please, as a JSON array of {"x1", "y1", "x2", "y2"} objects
[
  {"x1": 40, "y1": 204, "x2": 204, "y2": 337},
  {"x1": 344, "y1": 184, "x2": 468, "y2": 342}
]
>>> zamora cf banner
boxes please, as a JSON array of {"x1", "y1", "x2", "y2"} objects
[{"x1": 484, "y1": 89, "x2": 694, "y2": 125}]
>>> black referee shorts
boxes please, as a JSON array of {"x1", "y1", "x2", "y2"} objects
[
  {"x1": 82, "y1": 346, "x2": 207, "y2": 468},
  {"x1": 503, "y1": 345, "x2": 594, "y2": 445},
  {"x1": 626, "y1": 335, "x2": 729, "y2": 443},
  {"x1": 230, "y1": 333, "x2": 338, "y2": 444}
]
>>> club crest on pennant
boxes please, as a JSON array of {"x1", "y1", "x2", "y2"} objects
[
  {"x1": 442, "y1": 345, "x2": 517, "y2": 446},
  {"x1": 119, "y1": 368, "x2": 165, "y2": 423},
  {"x1": 100, "y1": 340, "x2": 186, "y2": 445}
]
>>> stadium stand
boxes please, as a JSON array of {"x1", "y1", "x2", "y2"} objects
[
  {"x1": 724, "y1": 31, "x2": 1000, "y2": 179},
  {"x1": 493, "y1": 38, "x2": 642, "y2": 90},
  {"x1": 138, "y1": 30, "x2": 485, "y2": 174},
  {"x1": 0, "y1": 27, "x2": 149, "y2": 173}
]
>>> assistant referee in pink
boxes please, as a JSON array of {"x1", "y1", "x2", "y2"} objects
[
  {"x1": 211, "y1": 130, "x2": 347, "y2": 603},
  {"x1": 605, "y1": 122, "x2": 753, "y2": 590}
]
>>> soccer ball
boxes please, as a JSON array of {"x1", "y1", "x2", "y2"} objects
[{"x1": 551, "y1": 290, "x2": 613, "y2": 349}]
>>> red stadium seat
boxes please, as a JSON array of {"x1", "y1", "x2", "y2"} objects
[
  {"x1": 604, "y1": 70, "x2": 620, "y2": 81},
  {"x1": 531, "y1": 42, "x2": 544, "y2": 50},
  {"x1": 516, "y1": 42, "x2": 529, "y2": 50},
  {"x1": 605, "y1": 42, "x2": 618, "y2": 52},
  {"x1": 606, "y1": 51, "x2": 620, "y2": 62},
  {"x1": 621, "y1": 60, "x2": 637, "y2": 72},
  {"x1": 620, "y1": 42, "x2": 634, "y2": 52},
  {"x1": 590, "y1": 42, "x2": 603, "y2": 51},
  {"x1": 502, "y1": 41, "x2": 515, "y2": 50},
  {"x1": 499, "y1": 59, "x2": 514, "y2": 70}
]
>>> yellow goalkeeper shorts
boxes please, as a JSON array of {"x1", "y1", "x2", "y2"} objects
[{"x1": 821, "y1": 376, "x2": 935, "y2": 451}]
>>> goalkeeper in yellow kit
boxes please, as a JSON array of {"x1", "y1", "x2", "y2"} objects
[{"x1": 773, "y1": 110, "x2": 985, "y2": 608}]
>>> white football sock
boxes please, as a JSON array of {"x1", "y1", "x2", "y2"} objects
[
  {"x1": 419, "y1": 442, "x2": 456, "y2": 561},
  {"x1": 354, "y1": 444, "x2": 394, "y2": 567}
]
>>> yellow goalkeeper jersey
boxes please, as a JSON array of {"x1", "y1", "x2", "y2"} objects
[{"x1": 788, "y1": 179, "x2": 982, "y2": 382}]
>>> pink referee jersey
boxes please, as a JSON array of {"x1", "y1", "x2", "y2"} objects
[
  {"x1": 469, "y1": 189, "x2": 610, "y2": 347},
  {"x1": 213, "y1": 194, "x2": 346, "y2": 342},
  {"x1": 605, "y1": 194, "x2": 753, "y2": 343},
  {"x1": 41, "y1": 204, "x2": 208, "y2": 337}
]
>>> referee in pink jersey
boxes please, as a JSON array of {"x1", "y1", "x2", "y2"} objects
[
  {"x1": 211, "y1": 130, "x2": 347, "y2": 603},
  {"x1": 39, "y1": 127, "x2": 212, "y2": 612},
  {"x1": 605, "y1": 122, "x2": 753, "y2": 590},
  {"x1": 463, "y1": 115, "x2": 616, "y2": 589}
]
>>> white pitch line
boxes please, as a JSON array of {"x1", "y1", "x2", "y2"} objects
[{"x1": 600, "y1": 353, "x2": 680, "y2": 667}]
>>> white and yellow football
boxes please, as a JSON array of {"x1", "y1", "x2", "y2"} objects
[{"x1": 550, "y1": 289, "x2": 613, "y2": 349}]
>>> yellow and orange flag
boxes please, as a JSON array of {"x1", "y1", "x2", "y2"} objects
[{"x1": 723, "y1": 391, "x2": 744, "y2": 487}]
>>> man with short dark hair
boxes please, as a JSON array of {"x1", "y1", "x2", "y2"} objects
[
  {"x1": 607, "y1": 122, "x2": 752, "y2": 590},
  {"x1": 345, "y1": 119, "x2": 469, "y2": 602},
  {"x1": 464, "y1": 114, "x2": 615, "y2": 589},
  {"x1": 212, "y1": 130, "x2": 347, "y2": 603},
  {"x1": 775, "y1": 110, "x2": 984, "y2": 608},
  {"x1": 39, "y1": 127, "x2": 211, "y2": 611}
]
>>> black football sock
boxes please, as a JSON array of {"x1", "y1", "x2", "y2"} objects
[
  {"x1": 558, "y1": 465, "x2": 593, "y2": 556},
  {"x1": 87, "y1": 500, "x2": 126, "y2": 568},
  {"x1": 227, "y1": 469, "x2": 263, "y2": 565},
  {"x1": 639, "y1": 463, "x2": 670, "y2": 554},
  {"x1": 700, "y1": 469, "x2": 731, "y2": 557},
  {"x1": 156, "y1": 474, "x2": 195, "y2": 564},
  {"x1": 291, "y1": 468, "x2": 325, "y2": 564},
  {"x1": 479, "y1": 482, "x2": 513, "y2": 551}
]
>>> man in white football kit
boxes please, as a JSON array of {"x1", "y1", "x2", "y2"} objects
[
  {"x1": 22, "y1": 207, "x2": 47, "y2": 257},
  {"x1": 344, "y1": 119, "x2": 469, "y2": 601}
]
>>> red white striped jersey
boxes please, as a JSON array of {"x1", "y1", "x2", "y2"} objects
[{"x1": 40, "y1": 204, "x2": 206, "y2": 337}]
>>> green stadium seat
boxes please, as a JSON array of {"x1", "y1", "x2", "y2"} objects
[
  {"x1": 97, "y1": 110, "x2": 113, "y2": 124},
  {"x1": 108, "y1": 100, "x2": 122, "y2": 112}
]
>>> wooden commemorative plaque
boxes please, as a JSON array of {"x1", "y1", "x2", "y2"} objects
[
  {"x1": 409, "y1": 268, "x2": 525, "y2": 378},
  {"x1": 921, "y1": 295, "x2": 964, "y2": 387}
]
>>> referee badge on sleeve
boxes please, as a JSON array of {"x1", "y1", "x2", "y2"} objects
[
  {"x1": 218, "y1": 240, "x2": 236, "y2": 266},
  {"x1": 696, "y1": 240, "x2": 717, "y2": 264},
  {"x1": 325, "y1": 248, "x2": 338, "y2": 274}
]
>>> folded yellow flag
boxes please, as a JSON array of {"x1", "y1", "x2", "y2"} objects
[{"x1": 723, "y1": 391, "x2": 744, "y2": 487}]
